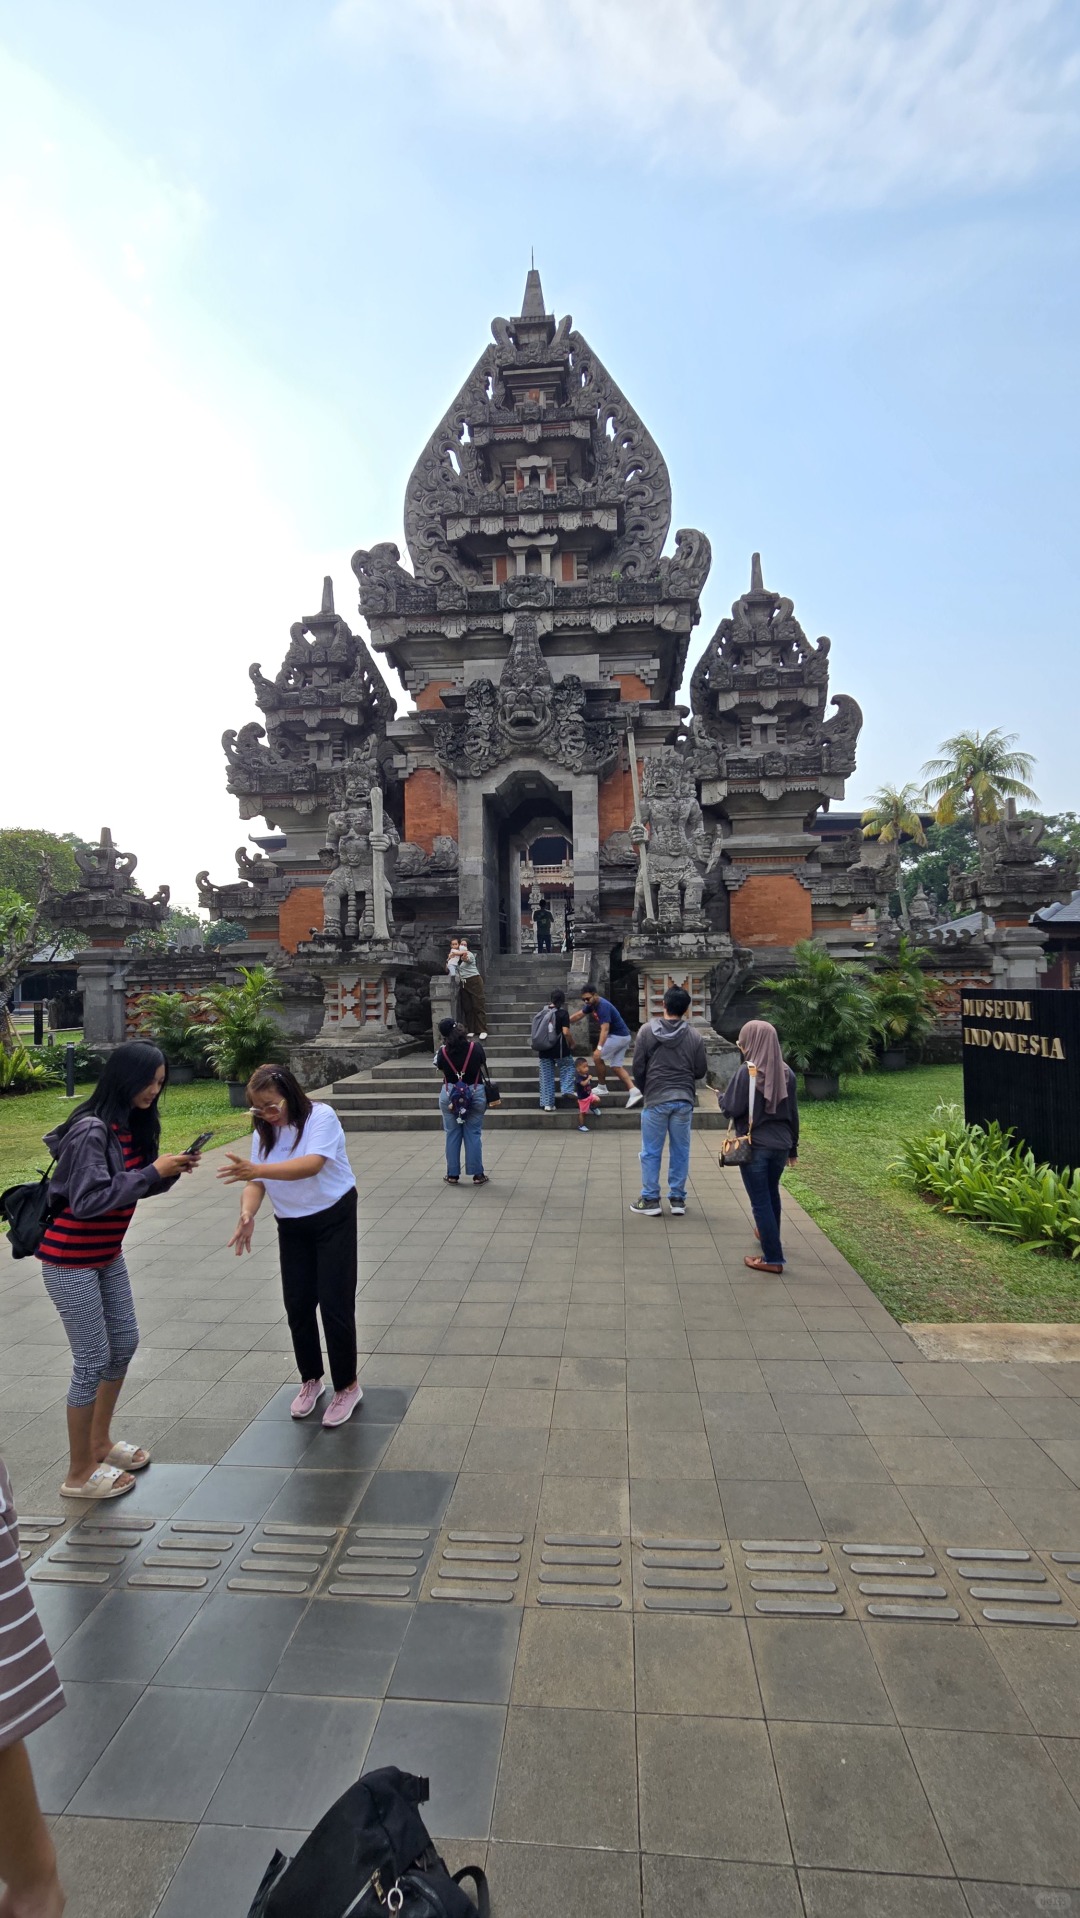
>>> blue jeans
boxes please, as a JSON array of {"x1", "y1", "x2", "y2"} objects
[
  {"x1": 740, "y1": 1148, "x2": 788, "y2": 1265},
  {"x1": 439, "y1": 1084, "x2": 486, "y2": 1178},
  {"x1": 538, "y1": 1055, "x2": 576, "y2": 1106},
  {"x1": 639, "y1": 1100, "x2": 693, "y2": 1202}
]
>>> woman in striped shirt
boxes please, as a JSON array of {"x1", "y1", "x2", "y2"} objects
[
  {"x1": 0, "y1": 1454, "x2": 66, "y2": 1917},
  {"x1": 40, "y1": 1042, "x2": 200, "y2": 1501}
]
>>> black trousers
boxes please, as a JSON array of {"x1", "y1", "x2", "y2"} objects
[{"x1": 276, "y1": 1188, "x2": 358, "y2": 1391}]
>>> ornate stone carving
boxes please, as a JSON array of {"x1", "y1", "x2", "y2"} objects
[
  {"x1": 632, "y1": 749, "x2": 714, "y2": 932},
  {"x1": 395, "y1": 836, "x2": 459, "y2": 877},
  {"x1": 690, "y1": 555, "x2": 862, "y2": 791},
  {"x1": 195, "y1": 848, "x2": 290, "y2": 922},
  {"x1": 49, "y1": 829, "x2": 170, "y2": 937},
  {"x1": 322, "y1": 781, "x2": 400, "y2": 942},
  {"x1": 949, "y1": 803, "x2": 1077, "y2": 916},
  {"x1": 424, "y1": 613, "x2": 620, "y2": 779}
]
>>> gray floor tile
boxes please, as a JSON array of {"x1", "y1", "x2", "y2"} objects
[
  {"x1": 511, "y1": 1608, "x2": 635, "y2": 1711},
  {"x1": 770, "y1": 1721, "x2": 951, "y2": 1874},
  {"x1": 708, "y1": 1432, "x2": 801, "y2": 1480},
  {"x1": 914, "y1": 1396, "x2": 1026, "y2": 1439},
  {"x1": 155, "y1": 1823, "x2": 305, "y2": 1918},
  {"x1": 908, "y1": 1727, "x2": 1080, "y2": 1886},
  {"x1": 157, "y1": 1591, "x2": 306, "y2": 1690},
  {"x1": 25, "y1": 1582, "x2": 106, "y2": 1655},
  {"x1": 300, "y1": 1420, "x2": 397, "y2": 1473},
  {"x1": 630, "y1": 1477, "x2": 725, "y2": 1537},
  {"x1": 642, "y1": 1855, "x2": 801, "y2": 1918},
  {"x1": 790, "y1": 1435, "x2": 892, "y2": 1482},
  {"x1": 390, "y1": 1601, "x2": 521, "y2": 1705},
  {"x1": 264, "y1": 1470, "x2": 371, "y2": 1525},
  {"x1": 638, "y1": 1713, "x2": 789, "y2": 1862},
  {"x1": 68, "y1": 1685, "x2": 259, "y2": 1820},
  {"x1": 847, "y1": 1396, "x2": 945, "y2": 1437},
  {"x1": 774, "y1": 1393, "x2": 865, "y2": 1436},
  {"x1": 866, "y1": 1623, "x2": 1034, "y2": 1732},
  {"x1": 28, "y1": 1679, "x2": 143, "y2": 1812},
  {"x1": 206, "y1": 1692, "x2": 379, "y2": 1828},
  {"x1": 749, "y1": 1619, "x2": 892, "y2": 1725},
  {"x1": 635, "y1": 1613, "x2": 761, "y2": 1718},
  {"x1": 463, "y1": 1425, "x2": 548, "y2": 1473},
  {"x1": 717, "y1": 1479, "x2": 822, "y2": 1540},
  {"x1": 984, "y1": 1627, "x2": 1080, "y2": 1737},
  {"x1": 217, "y1": 1421, "x2": 321, "y2": 1468},
  {"x1": 52, "y1": 1815, "x2": 196, "y2": 1918},
  {"x1": 700, "y1": 1393, "x2": 783, "y2": 1433},
  {"x1": 799, "y1": 1870, "x2": 969, "y2": 1916},
  {"x1": 954, "y1": 1437, "x2": 1077, "y2": 1492},
  {"x1": 962, "y1": 1885, "x2": 1080, "y2": 1917},
  {"x1": 902, "y1": 1486, "x2": 1022, "y2": 1546},
  {"x1": 56, "y1": 1589, "x2": 206, "y2": 1685},
  {"x1": 488, "y1": 1842, "x2": 641, "y2": 1918},
  {"x1": 994, "y1": 1484, "x2": 1080, "y2": 1547},
  {"x1": 809, "y1": 1483, "x2": 919, "y2": 1542},
  {"x1": 494, "y1": 1704, "x2": 636, "y2": 1849},
  {"x1": 172, "y1": 1464, "x2": 290, "y2": 1522},
  {"x1": 366, "y1": 1699, "x2": 506, "y2": 1838},
  {"x1": 870, "y1": 1437, "x2": 980, "y2": 1485},
  {"x1": 106, "y1": 1462, "x2": 210, "y2": 1515},
  {"x1": 354, "y1": 1469, "x2": 458, "y2": 1527},
  {"x1": 270, "y1": 1598, "x2": 410, "y2": 1698}
]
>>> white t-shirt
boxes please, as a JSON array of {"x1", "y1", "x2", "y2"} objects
[{"x1": 251, "y1": 1102, "x2": 356, "y2": 1220}]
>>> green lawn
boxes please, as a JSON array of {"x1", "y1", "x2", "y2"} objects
[
  {"x1": 787, "y1": 1065, "x2": 1080, "y2": 1325},
  {"x1": 1, "y1": 1081, "x2": 253, "y2": 1201}
]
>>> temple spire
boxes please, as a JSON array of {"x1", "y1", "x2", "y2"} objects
[
  {"x1": 321, "y1": 576, "x2": 335, "y2": 615},
  {"x1": 520, "y1": 267, "x2": 547, "y2": 320},
  {"x1": 750, "y1": 552, "x2": 764, "y2": 592}
]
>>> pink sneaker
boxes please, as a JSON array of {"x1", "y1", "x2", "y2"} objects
[
  {"x1": 290, "y1": 1378, "x2": 325, "y2": 1419},
  {"x1": 322, "y1": 1383, "x2": 363, "y2": 1428}
]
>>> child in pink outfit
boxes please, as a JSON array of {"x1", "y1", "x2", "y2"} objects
[{"x1": 575, "y1": 1058, "x2": 602, "y2": 1132}]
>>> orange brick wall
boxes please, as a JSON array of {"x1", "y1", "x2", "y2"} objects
[
  {"x1": 404, "y1": 768, "x2": 459, "y2": 854},
  {"x1": 278, "y1": 885, "x2": 325, "y2": 953},
  {"x1": 415, "y1": 680, "x2": 455, "y2": 711},
  {"x1": 614, "y1": 674, "x2": 651, "y2": 701},
  {"x1": 598, "y1": 763, "x2": 643, "y2": 841},
  {"x1": 729, "y1": 874, "x2": 813, "y2": 948}
]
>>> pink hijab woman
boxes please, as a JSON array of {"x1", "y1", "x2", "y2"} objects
[{"x1": 720, "y1": 1020, "x2": 800, "y2": 1274}]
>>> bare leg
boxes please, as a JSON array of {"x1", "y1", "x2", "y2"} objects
[
  {"x1": 63, "y1": 1387, "x2": 134, "y2": 1492},
  {"x1": 0, "y1": 1741, "x2": 65, "y2": 1918},
  {"x1": 592, "y1": 1047, "x2": 607, "y2": 1086},
  {"x1": 90, "y1": 1376, "x2": 129, "y2": 1465},
  {"x1": 613, "y1": 1065, "x2": 635, "y2": 1093}
]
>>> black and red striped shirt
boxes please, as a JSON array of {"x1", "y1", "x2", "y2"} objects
[{"x1": 39, "y1": 1127, "x2": 141, "y2": 1267}]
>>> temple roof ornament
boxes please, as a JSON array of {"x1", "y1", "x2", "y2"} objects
[
  {"x1": 49, "y1": 828, "x2": 170, "y2": 936},
  {"x1": 690, "y1": 553, "x2": 863, "y2": 795}
]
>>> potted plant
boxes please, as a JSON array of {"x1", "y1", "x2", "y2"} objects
[
  {"x1": 200, "y1": 966, "x2": 286, "y2": 1105},
  {"x1": 138, "y1": 990, "x2": 208, "y2": 1084},
  {"x1": 869, "y1": 936, "x2": 939, "y2": 1070},
  {"x1": 757, "y1": 940, "x2": 876, "y2": 1099}
]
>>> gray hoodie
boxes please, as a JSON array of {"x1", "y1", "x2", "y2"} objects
[
  {"x1": 44, "y1": 1115, "x2": 169, "y2": 1219},
  {"x1": 632, "y1": 1018, "x2": 708, "y2": 1108}
]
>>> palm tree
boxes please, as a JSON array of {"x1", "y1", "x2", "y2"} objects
[
  {"x1": 921, "y1": 730, "x2": 1037, "y2": 828},
  {"x1": 861, "y1": 784, "x2": 927, "y2": 928}
]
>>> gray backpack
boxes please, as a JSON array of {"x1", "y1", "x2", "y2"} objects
[{"x1": 530, "y1": 1005, "x2": 560, "y2": 1051}]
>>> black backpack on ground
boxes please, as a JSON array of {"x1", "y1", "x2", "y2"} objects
[
  {"x1": 0, "y1": 1165, "x2": 54, "y2": 1259},
  {"x1": 246, "y1": 1766, "x2": 489, "y2": 1918}
]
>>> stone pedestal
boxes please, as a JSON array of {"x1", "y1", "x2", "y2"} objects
[
  {"x1": 286, "y1": 943, "x2": 418, "y2": 1087},
  {"x1": 74, "y1": 949, "x2": 132, "y2": 1051},
  {"x1": 623, "y1": 933, "x2": 749, "y2": 1090}
]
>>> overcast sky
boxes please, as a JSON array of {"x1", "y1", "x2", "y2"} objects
[{"x1": 1, "y1": 1, "x2": 1078, "y2": 906}]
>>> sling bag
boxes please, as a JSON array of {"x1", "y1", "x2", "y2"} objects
[{"x1": 719, "y1": 1066, "x2": 756, "y2": 1169}]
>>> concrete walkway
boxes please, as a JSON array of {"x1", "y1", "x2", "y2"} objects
[{"x1": 3, "y1": 1125, "x2": 1080, "y2": 1915}]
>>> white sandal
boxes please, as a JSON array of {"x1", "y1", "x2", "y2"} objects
[
  {"x1": 59, "y1": 1463, "x2": 135, "y2": 1500},
  {"x1": 104, "y1": 1442, "x2": 150, "y2": 1472}
]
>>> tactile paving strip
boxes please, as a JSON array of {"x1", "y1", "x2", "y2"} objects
[
  {"x1": 944, "y1": 1547, "x2": 1080, "y2": 1628},
  {"x1": 633, "y1": 1537, "x2": 729, "y2": 1613},
  {"x1": 138, "y1": 1522, "x2": 247, "y2": 1592},
  {"x1": 14, "y1": 1514, "x2": 65, "y2": 1565},
  {"x1": 739, "y1": 1540, "x2": 844, "y2": 1616},
  {"x1": 32, "y1": 1515, "x2": 155, "y2": 1588},
  {"x1": 533, "y1": 1534, "x2": 626, "y2": 1609},
  {"x1": 327, "y1": 1526, "x2": 432, "y2": 1600}
]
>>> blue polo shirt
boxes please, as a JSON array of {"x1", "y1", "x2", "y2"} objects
[{"x1": 586, "y1": 996, "x2": 630, "y2": 1037}]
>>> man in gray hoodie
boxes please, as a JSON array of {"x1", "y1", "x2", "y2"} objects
[{"x1": 629, "y1": 986, "x2": 708, "y2": 1217}]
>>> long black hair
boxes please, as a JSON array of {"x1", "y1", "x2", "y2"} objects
[
  {"x1": 247, "y1": 1062, "x2": 313, "y2": 1157},
  {"x1": 56, "y1": 1041, "x2": 167, "y2": 1161}
]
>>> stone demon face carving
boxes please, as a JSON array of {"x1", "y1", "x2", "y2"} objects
[{"x1": 495, "y1": 614, "x2": 554, "y2": 744}]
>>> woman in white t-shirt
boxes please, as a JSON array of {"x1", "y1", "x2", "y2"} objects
[{"x1": 218, "y1": 1064, "x2": 362, "y2": 1428}]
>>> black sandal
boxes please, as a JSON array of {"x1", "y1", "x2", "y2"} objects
[
  {"x1": 472, "y1": 1174, "x2": 489, "y2": 1185},
  {"x1": 444, "y1": 1175, "x2": 460, "y2": 1184}
]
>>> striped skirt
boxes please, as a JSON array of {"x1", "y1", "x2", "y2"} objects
[{"x1": 0, "y1": 1460, "x2": 64, "y2": 1750}]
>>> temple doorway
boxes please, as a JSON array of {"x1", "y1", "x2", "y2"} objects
[{"x1": 479, "y1": 770, "x2": 574, "y2": 965}]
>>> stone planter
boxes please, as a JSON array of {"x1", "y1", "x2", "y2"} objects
[
  {"x1": 880, "y1": 1048, "x2": 908, "y2": 1073},
  {"x1": 227, "y1": 1081, "x2": 250, "y2": 1109},
  {"x1": 804, "y1": 1072, "x2": 840, "y2": 1100},
  {"x1": 166, "y1": 1063, "x2": 195, "y2": 1085}
]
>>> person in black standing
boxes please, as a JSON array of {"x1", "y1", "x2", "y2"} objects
[
  {"x1": 533, "y1": 899, "x2": 554, "y2": 953},
  {"x1": 434, "y1": 1018, "x2": 488, "y2": 1185},
  {"x1": 720, "y1": 1020, "x2": 800, "y2": 1274}
]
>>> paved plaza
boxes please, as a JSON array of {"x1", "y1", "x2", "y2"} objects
[{"x1": 3, "y1": 1127, "x2": 1080, "y2": 1915}]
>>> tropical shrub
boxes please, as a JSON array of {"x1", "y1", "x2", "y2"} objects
[
  {"x1": 199, "y1": 966, "x2": 285, "y2": 1084},
  {"x1": 0, "y1": 1044, "x2": 50, "y2": 1094},
  {"x1": 138, "y1": 991, "x2": 209, "y2": 1069},
  {"x1": 757, "y1": 942, "x2": 876, "y2": 1081},
  {"x1": 895, "y1": 1104, "x2": 1080, "y2": 1259},
  {"x1": 28, "y1": 1041, "x2": 99, "y2": 1082},
  {"x1": 869, "y1": 937, "x2": 941, "y2": 1058}
]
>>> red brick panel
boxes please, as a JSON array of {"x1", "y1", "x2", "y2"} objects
[
  {"x1": 598, "y1": 764, "x2": 642, "y2": 840},
  {"x1": 614, "y1": 674, "x2": 651, "y2": 701},
  {"x1": 729, "y1": 874, "x2": 813, "y2": 948},
  {"x1": 415, "y1": 680, "x2": 456, "y2": 711},
  {"x1": 278, "y1": 886, "x2": 325, "y2": 954},
  {"x1": 404, "y1": 769, "x2": 459, "y2": 855}
]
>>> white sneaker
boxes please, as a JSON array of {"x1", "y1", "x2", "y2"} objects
[
  {"x1": 479, "y1": 1031, "x2": 488, "y2": 1039},
  {"x1": 593, "y1": 1083, "x2": 608, "y2": 1096},
  {"x1": 625, "y1": 1087, "x2": 643, "y2": 1109}
]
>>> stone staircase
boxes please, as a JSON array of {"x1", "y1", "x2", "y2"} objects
[{"x1": 326, "y1": 955, "x2": 728, "y2": 1132}]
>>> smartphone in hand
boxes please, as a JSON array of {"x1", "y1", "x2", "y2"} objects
[{"x1": 183, "y1": 1131, "x2": 215, "y2": 1156}]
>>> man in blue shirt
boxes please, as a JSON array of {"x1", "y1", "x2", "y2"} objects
[{"x1": 570, "y1": 987, "x2": 642, "y2": 1108}]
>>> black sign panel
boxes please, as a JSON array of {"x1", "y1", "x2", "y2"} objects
[{"x1": 962, "y1": 989, "x2": 1080, "y2": 1171}]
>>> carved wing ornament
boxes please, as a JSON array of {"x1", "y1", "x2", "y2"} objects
[{"x1": 568, "y1": 331, "x2": 672, "y2": 578}]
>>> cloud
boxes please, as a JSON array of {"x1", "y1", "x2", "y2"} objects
[{"x1": 335, "y1": 0, "x2": 1080, "y2": 203}]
